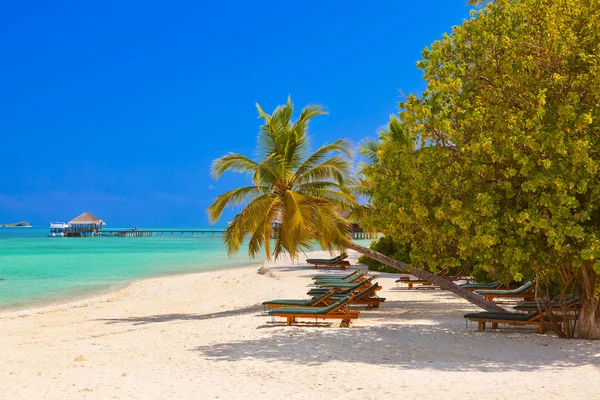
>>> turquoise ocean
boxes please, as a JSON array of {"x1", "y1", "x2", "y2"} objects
[
  {"x1": 0, "y1": 228, "x2": 372, "y2": 311},
  {"x1": 0, "y1": 227, "x2": 265, "y2": 311}
]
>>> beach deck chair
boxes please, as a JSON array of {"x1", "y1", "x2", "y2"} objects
[
  {"x1": 464, "y1": 310, "x2": 543, "y2": 333},
  {"x1": 312, "y1": 270, "x2": 368, "y2": 285},
  {"x1": 268, "y1": 296, "x2": 360, "y2": 327},
  {"x1": 460, "y1": 280, "x2": 502, "y2": 292},
  {"x1": 513, "y1": 295, "x2": 580, "y2": 312},
  {"x1": 312, "y1": 274, "x2": 379, "y2": 290},
  {"x1": 441, "y1": 265, "x2": 472, "y2": 283},
  {"x1": 474, "y1": 281, "x2": 536, "y2": 302},
  {"x1": 312, "y1": 269, "x2": 363, "y2": 281},
  {"x1": 306, "y1": 253, "x2": 350, "y2": 269},
  {"x1": 262, "y1": 288, "x2": 340, "y2": 310},
  {"x1": 332, "y1": 282, "x2": 386, "y2": 310},
  {"x1": 395, "y1": 268, "x2": 449, "y2": 289},
  {"x1": 307, "y1": 276, "x2": 379, "y2": 297}
]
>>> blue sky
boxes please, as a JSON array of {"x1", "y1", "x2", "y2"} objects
[{"x1": 0, "y1": 1, "x2": 473, "y2": 227}]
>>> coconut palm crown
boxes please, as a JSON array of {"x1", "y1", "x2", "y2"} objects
[
  {"x1": 208, "y1": 97, "x2": 359, "y2": 261},
  {"x1": 356, "y1": 114, "x2": 412, "y2": 199}
]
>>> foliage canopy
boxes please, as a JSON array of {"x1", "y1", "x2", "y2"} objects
[{"x1": 364, "y1": 0, "x2": 600, "y2": 337}]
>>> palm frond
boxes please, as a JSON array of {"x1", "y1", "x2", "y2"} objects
[
  {"x1": 211, "y1": 154, "x2": 259, "y2": 180},
  {"x1": 309, "y1": 200, "x2": 351, "y2": 251},
  {"x1": 291, "y1": 104, "x2": 328, "y2": 165},
  {"x1": 255, "y1": 102, "x2": 271, "y2": 123},
  {"x1": 300, "y1": 188, "x2": 356, "y2": 212},
  {"x1": 295, "y1": 155, "x2": 351, "y2": 186},
  {"x1": 358, "y1": 137, "x2": 381, "y2": 165},
  {"x1": 295, "y1": 181, "x2": 343, "y2": 192},
  {"x1": 296, "y1": 104, "x2": 328, "y2": 127},
  {"x1": 384, "y1": 115, "x2": 410, "y2": 147},
  {"x1": 207, "y1": 185, "x2": 266, "y2": 223},
  {"x1": 258, "y1": 100, "x2": 295, "y2": 160},
  {"x1": 274, "y1": 190, "x2": 315, "y2": 259},
  {"x1": 222, "y1": 194, "x2": 279, "y2": 256},
  {"x1": 253, "y1": 153, "x2": 282, "y2": 187},
  {"x1": 246, "y1": 200, "x2": 281, "y2": 260},
  {"x1": 293, "y1": 139, "x2": 353, "y2": 181}
]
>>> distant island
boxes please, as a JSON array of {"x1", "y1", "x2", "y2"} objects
[{"x1": 0, "y1": 221, "x2": 31, "y2": 227}]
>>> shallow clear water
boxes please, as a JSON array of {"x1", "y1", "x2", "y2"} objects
[
  {"x1": 0, "y1": 227, "x2": 373, "y2": 311},
  {"x1": 0, "y1": 227, "x2": 262, "y2": 310}
]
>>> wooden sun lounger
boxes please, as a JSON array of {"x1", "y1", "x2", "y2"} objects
[
  {"x1": 464, "y1": 310, "x2": 543, "y2": 333},
  {"x1": 306, "y1": 253, "x2": 350, "y2": 269},
  {"x1": 441, "y1": 265, "x2": 472, "y2": 283},
  {"x1": 312, "y1": 270, "x2": 368, "y2": 285},
  {"x1": 332, "y1": 282, "x2": 386, "y2": 310},
  {"x1": 395, "y1": 268, "x2": 449, "y2": 289},
  {"x1": 268, "y1": 296, "x2": 360, "y2": 327},
  {"x1": 313, "y1": 275, "x2": 379, "y2": 290},
  {"x1": 474, "y1": 281, "x2": 536, "y2": 302},
  {"x1": 262, "y1": 288, "x2": 340, "y2": 310},
  {"x1": 312, "y1": 269, "x2": 363, "y2": 281},
  {"x1": 460, "y1": 280, "x2": 502, "y2": 292},
  {"x1": 513, "y1": 295, "x2": 580, "y2": 312},
  {"x1": 307, "y1": 276, "x2": 379, "y2": 297}
]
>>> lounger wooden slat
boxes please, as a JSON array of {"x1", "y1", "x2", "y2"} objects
[
  {"x1": 268, "y1": 296, "x2": 360, "y2": 327},
  {"x1": 312, "y1": 269, "x2": 363, "y2": 281},
  {"x1": 312, "y1": 275, "x2": 379, "y2": 291},
  {"x1": 262, "y1": 288, "x2": 341, "y2": 310},
  {"x1": 441, "y1": 265, "x2": 472, "y2": 283},
  {"x1": 331, "y1": 282, "x2": 386, "y2": 310},
  {"x1": 464, "y1": 310, "x2": 543, "y2": 333},
  {"x1": 474, "y1": 281, "x2": 536, "y2": 302},
  {"x1": 306, "y1": 253, "x2": 350, "y2": 269},
  {"x1": 460, "y1": 280, "x2": 502, "y2": 292},
  {"x1": 513, "y1": 295, "x2": 580, "y2": 312},
  {"x1": 395, "y1": 268, "x2": 449, "y2": 289},
  {"x1": 312, "y1": 270, "x2": 368, "y2": 285},
  {"x1": 307, "y1": 277, "x2": 380, "y2": 309}
]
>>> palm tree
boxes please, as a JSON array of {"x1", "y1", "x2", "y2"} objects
[
  {"x1": 357, "y1": 115, "x2": 411, "y2": 198},
  {"x1": 207, "y1": 98, "x2": 505, "y2": 313},
  {"x1": 208, "y1": 96, "x2": 357, "y2": 260}
]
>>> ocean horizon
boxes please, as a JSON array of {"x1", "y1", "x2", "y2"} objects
[{"x1": 0, "y1": 226, "x2": 264, "y2": 311}]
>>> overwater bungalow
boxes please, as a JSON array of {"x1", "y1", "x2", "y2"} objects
[{"x1": 67, "y1": 212, "x2": 106, "y2": 237}]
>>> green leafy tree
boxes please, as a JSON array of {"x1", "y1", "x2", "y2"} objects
[
  {"x1": 366, "y1": 0, "x2": 600, "y2": 338},
  {"x1": 208, "y1": 98, "x2": 506, "y2": 313}
]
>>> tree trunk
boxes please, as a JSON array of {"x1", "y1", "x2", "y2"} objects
[
  {"x1": 347, "y1": 241, "x2": 507, "y2": 313},
  {"x1": 577, "y1": 266, "x2": 600, "y2": 340},
  {"x1": 575, "y1": 300, "x2": 600, "y2": 340}
]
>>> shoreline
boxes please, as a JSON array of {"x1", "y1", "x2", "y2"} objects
[
  {"x1": 0, "y1": 261, "x2": 264, "y2": 317},
  {"x1": 1, "y1": 249, "x2": 599, "y2": 399}
]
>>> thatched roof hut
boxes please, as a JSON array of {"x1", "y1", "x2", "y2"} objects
[{"x1": 68, "y1": 212, "x2": 106, "y2": 226}]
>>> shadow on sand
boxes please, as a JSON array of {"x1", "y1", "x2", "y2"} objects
[
  {"x1": 95, "y1": 304, "x2": 265, "y2": 325},
  {"x1": 190, "y1": 319, "x2": 600, "y2": 372},
  {"x1": 95, "y1": 284, "x2": 600, "y2": 373}
]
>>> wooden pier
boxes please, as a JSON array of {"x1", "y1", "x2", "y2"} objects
[
  {"x1": 72, "y1": 229, "x2": 374, "y2": 239},
  {"x1": 101, "y1": 229, "x2": 225, "y2": 238}
]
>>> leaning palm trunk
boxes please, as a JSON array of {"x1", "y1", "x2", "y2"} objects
[{"x1": 347, "y1": 242, "x2": 507, "y2": 313}]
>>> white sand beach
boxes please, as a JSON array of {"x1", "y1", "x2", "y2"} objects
[{"x1": 1, "y1": 250, "x2": 599, "y2": 399}]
